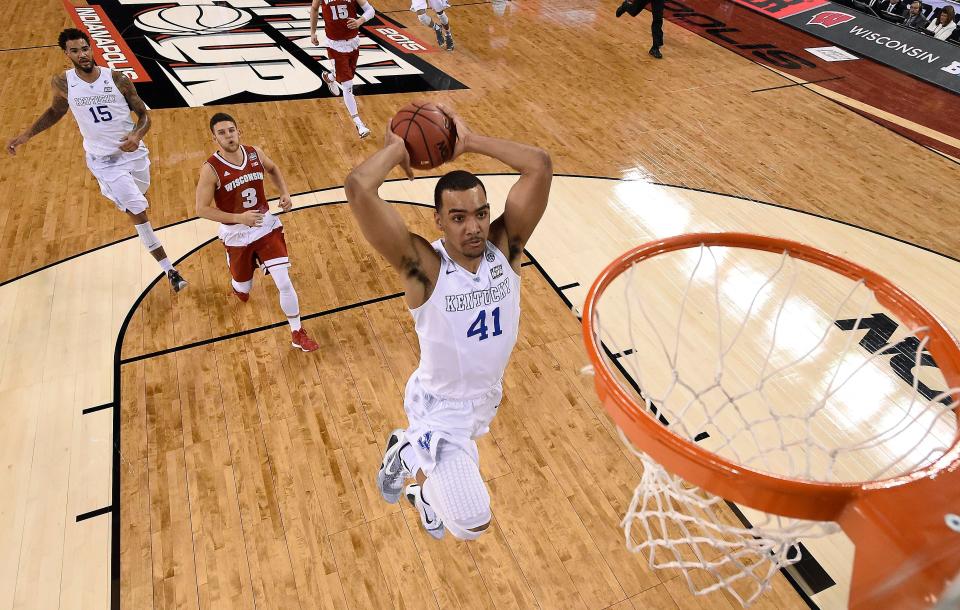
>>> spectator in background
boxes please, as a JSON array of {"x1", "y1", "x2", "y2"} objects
[
  {"x1": 901, "y1": 0, "x2": 929, "y2": 28},
  {"x1": 876, "y1": 0, "x2": 905, "y2": 18},
  {"x1": 925, "y1": 5, "x2": 957, "y2": 39}
]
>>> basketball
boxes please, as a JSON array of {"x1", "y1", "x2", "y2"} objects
[{"x1": 390, "y1": 102, "x2": 457, "y2": 170}]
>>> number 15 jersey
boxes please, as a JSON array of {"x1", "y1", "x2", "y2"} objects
[{"x1": 410, "y1": 239, "x2": 521, "y2": 400}]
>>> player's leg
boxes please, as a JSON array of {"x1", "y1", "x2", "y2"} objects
[
  {"x1": 224, "y1": 243, "x2": 255, "y2": 302},
  {"x1": 419, "y1": 440, "x2": 491, "y2": 540},
  {"x1": 411, "y1": 0, "x2": 445, "y2": 49},
  {"x1": 330, "y1": 48, "x2": 369, "y2": 139},
  {"x1": 258, "y1": 227, "x2": 319, "y2": 352},
  {"x1": 379, "y1": 432, "x2": 447, "y2": 539},
  {"x1": 430, "y1": 0, "x2": 454, "y2": 50},
  {"x1": 127, "y1": 210, "x2": 182, "y2": 283},
  {"x1": 321, "y1": 71, "x2": 341, "y2": 97},
  {"x1": 649, "y1": 0, "x2": 664, "y2": 58},
  {"x1": 102, "y1": 157, "x2": 186, "y2": 291}
]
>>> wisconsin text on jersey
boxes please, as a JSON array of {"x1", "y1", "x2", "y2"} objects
[
  {"x1": 223, "y1": 172, "x2": 265, "y2": 192},
  {"x1": 444, "y1": 277, "x2": 512, "y2": 312}
]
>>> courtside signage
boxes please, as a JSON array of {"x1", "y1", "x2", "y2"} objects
[
  {"x1": 61, "y1": 0, "x2": 465, "y2": 108},
  {"x1": 62, "y1": 1, "x2": 151, "y2": 82},
  {"x1": 783, "y1": 6, "x2": 960, "y2": 93},
  {"x1": 727, "y1": 0, "x2": 829, "y2": 19}
]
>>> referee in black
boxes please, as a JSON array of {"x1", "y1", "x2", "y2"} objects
[{"x1": 616, "y1": 0, "x2": 665, "y2": 59}]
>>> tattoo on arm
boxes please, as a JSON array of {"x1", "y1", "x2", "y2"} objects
[
  {"x1": 113, "y1": 71, "x2": 150, "y2": 137},
  {"x1": 27, "y1": 74, "x2": 69, "y2": 138},
  {"x1": 400, "y1": 249, "x2": 432, "y2": 293}
]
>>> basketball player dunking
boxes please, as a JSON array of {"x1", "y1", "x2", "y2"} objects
[
  {"x1": 310, "y1": 0, "x2": 376, "y2": 139},
  {"x1": 6, "y1": 29, "x2": 187, "y2": 291},
  {"x1": 345, "y1": 106, "x2": 552, "y2": 539},
  {"x1": 195, "y1": 113, "x2": 320, "y2": 353}
]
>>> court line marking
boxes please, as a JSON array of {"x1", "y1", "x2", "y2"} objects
[
  {"x1": 76, "y1": 505, "x2": 112, "y2": 523},
  {"x1": 82, "y1": 402, "x2": 114, "y2": 415},
  {"x1": 751, "y1": 76, "x2": 844, "y2": 93},
  {"x1": 120, "y1": 289, "x2": 405, "y2": 364},
  {"x1": 0, "y1": 43, "x2": 58, "y2": 52},
  {"x1": 7, "y1": 172, "x2": 957, "y2": 290}
]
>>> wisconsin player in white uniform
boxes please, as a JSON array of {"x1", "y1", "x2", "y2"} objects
[
  {"x1": 345, "y1": 106, "x2": 552, "y2": 540},
  {"x1": 6, "y1": 28, "x2": 187, "y2": 292}
]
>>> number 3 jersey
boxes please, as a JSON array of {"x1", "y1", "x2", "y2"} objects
[
  {"x1": 66, "y1": 67, "x2": 146, "y2": 159},
  {"x1": 205, "y1": 145, "x2": 279, "y2": 247},
  {"x1": 410, "y1": 239, "x2": 521, "y2": 400}
]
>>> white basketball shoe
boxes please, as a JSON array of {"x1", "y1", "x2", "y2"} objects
[
  {"x1": 376, "y1": 429, "x2": 408, "y2": 503},
  {"x1": 405, "y1": 483, "x2": 445, "y2": 540},
  {"x1": 323, "y1": 73, "x2": 341, "y2": 96}
]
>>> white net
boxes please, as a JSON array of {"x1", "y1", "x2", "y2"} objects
[{"x1": 589, "y1": 243, "x2": 960, "y2": 607}]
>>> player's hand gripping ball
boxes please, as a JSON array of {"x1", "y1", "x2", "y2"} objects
[{"x1": 390, "y1": 102, "x2": 457, "y2": 170}]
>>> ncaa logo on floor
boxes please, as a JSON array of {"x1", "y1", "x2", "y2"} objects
[{"x1": 63, "y1": 0, "x2": 467, "y2": 109}]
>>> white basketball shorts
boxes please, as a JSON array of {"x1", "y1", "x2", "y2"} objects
[
  {"x1": 86, "y1": 150, "x2": 151, "y2": 215},
  {"x1": 410, "y1": 0, "x2": 450, "y2": 13},
  {"x1": 402, "y1": 373, "x2": 501, "y2": 476}
]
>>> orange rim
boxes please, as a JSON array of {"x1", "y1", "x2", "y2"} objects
[{"x1": 581, "y1": 232, "x2": 960, "y2": 522}]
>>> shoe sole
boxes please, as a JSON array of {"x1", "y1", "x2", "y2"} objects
[
  {"x1": 171, "y1": 280, "x2": 187, "y2": 292},
  {"x1": 291, "y1": 342, "x2": 318, "y2": 352}
]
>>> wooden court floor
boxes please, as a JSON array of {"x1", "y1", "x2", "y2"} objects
[
  {"x1": 1, "y1": 0, "x2": 958, "y2": 609},
  {"x1": 115, "y1": 203, "x2": 808, "y2": 610}
]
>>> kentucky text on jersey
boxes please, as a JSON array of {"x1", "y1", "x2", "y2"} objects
[
  {"x1": 223, "y1": 172, "x2": 265, "y2": 192},
  {"x1": 444, "y1": 277, "x2": 512, "y2": 312},
  {"x1": 72, "y1": 94, "x2": 118, "y2": 106}
]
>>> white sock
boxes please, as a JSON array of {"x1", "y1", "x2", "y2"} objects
[
  {"x1": 342, "y1": 80, "x2": 359, "y2": 118},
  {"x1": 158, "y1": 258, "x2": 173, "y2": 273},
  {"x1": 288, "y1": 316, "x2": 302, "y2": 332}
]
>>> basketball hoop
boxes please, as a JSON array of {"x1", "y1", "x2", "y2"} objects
[{"x1": 581, "y1": 233, "x2": 960, "y2": 608}]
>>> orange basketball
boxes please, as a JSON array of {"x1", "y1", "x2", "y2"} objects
[{"x1": 390, "y1": 102, "x2": 457, "y2": 170}]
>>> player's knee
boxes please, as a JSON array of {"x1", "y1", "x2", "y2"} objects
[
  {"x1": 126, "y1": 197, "x2": 149, "y2": 218},
  {"x1": 445, "y1": 512, "x2": 491, "y2": 541},
  {"x1": 269, "y1": 265, "x2": 294, "y2": 292},
  {"x1": 417, "y1": 12, "x2": 433, "y2": 26}
]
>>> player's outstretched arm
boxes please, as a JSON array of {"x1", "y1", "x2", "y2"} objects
[
  {"x1": 439, "y1": 105, "x2": 552, "y2": 264},
  {"x1": 254, "y1": 147, "x2": 293, "y2": 211},
  {"x1": 6, "y1": 74, "x2": 70, "y2": 155},
  {"x1": 344, "y1": 126, "x2": 439, "y2": 305},
  {"x1": 114, "y1": 71, "x2": 150, "y2": 153},
  {"x1": 196, "y1": 162, "x2": 263, "y2": 227}
]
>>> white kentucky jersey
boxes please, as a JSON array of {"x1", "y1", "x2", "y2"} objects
[
  {"x1": 410, "y1": 239, "x2": 521, "y2": 400},
  {"x1": 66, "y1": 67, "x2": 145, "y2": 158}
]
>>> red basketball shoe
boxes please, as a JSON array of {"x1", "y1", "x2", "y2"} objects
[{"x1": 291, "y1": 328, "x2": 319, "y2": 352}]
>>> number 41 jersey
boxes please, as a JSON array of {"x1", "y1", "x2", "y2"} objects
[
  {"x1": 206, "y1": 145, "x2": 269, "y2": 220},
  {"x1": 411, "y1": 239, "x2": 521, "y2": 400}
]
